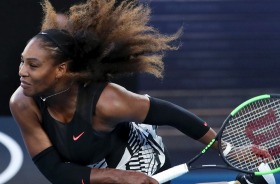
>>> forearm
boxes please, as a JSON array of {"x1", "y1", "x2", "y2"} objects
[
  {"x1": 34, "y1": 147, "x2": 158, "y2": 184},
  {"x1": 143, "y1": 97, "x2": 210, "y2": 140},
  {"x1": 33, "y1": 147, "x2": 91, "y2": 184}
]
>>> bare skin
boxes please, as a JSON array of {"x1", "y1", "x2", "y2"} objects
[
  {"x1": 10, "y1": 37, "x2": 158, "y2": 184},
  {"x1": 9, "y1": 37, "x2": 219, "y2": 184}
]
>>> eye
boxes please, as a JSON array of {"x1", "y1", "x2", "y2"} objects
[
  {"x1": 29, "y1": 63, "x2": 38, "y2": 68},
  {"x1": 28, "y1": 60, "x2": 39, "y2": 68},
  {"x1": 20, "y1": 57, "x2": 41, "y2": 69},
  {"x1": 19, "y1": 59, "x2": 24, "y2": 68}
]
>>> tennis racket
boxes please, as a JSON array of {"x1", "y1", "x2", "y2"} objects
[{"x1": 152, "y1": 94, "x2": 280, "y2": 183}]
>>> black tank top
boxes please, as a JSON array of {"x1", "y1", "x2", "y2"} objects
[{"x1": 34, "y1": 83, "x2": 130, "y2": 167}]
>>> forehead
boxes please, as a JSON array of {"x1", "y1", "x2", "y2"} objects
[{"x1": 22, "y1": 38, "x2": 52, "y2": 61}]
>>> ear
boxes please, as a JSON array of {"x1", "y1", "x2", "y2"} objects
[{"x1": 55, "y1": 62, "x2": 68, "y2": 79}]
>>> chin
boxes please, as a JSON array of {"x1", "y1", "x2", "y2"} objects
[
  {"x1": 22, "y1": 91, "x2": 33, "y2": 97},
  {"x1": 21, "y1": 87, "x2": 36, "y2": 97}
]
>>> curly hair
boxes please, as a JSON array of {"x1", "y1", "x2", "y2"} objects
[{"x1": 40, "y1": 0, "x2": 182, "y2": 82}]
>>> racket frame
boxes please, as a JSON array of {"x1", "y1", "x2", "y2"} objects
[
  {"x1": 152, "y1": 94, "x2": 280, "y2": 183},
  {"x1": 218, "y1": 94, "x2": 280, "y2": 176}
]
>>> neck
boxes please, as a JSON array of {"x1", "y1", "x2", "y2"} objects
[
  {"x1": 40, "y1": 83, "x2": 74, "y2": 102},
  {"x1": 43, "y1": 83, "x2": 79, "y2": 123}
]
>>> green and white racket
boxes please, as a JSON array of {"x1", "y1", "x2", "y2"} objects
[{"x1": 152, "y1": 94, "x2": 280, "y2": 183}]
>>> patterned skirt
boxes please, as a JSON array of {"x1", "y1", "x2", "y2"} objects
[{"x1": 88, "y1": 122, "x2": 167, "y2": 176}]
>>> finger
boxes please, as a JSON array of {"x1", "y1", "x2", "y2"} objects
[{"x1": 251, "y1": 145, "x2": 274, "y2": 162}]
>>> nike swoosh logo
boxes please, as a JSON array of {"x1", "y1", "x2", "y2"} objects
[{"x1": 73, "y1": 131, "x2": 85, "y2": 141}]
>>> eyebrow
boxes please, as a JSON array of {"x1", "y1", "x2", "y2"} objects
[{"x1": 21, "y1": 55, "x2": 41, "y2": 62}]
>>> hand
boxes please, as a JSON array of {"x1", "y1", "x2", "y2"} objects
[
  {"x1": 91, "y1": 168, "x2": 159, "y2": 184},
  {"x1": 226, "y1": 144, "x2": 273, "y2": 164},
  {"x1": 119, "y1": 170, "x2": 159, "y2": 184},
  {"x1": 251, "y1": 144, "x2": 273, "y2": 162}
]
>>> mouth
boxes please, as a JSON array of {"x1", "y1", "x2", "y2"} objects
[{"x1": 20, "y1": 80, "x2": 31, "y2": 88}]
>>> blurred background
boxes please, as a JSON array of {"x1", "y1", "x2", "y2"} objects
[{"x1": 1, "y1": 0, "x2": 280, "y2": 183}]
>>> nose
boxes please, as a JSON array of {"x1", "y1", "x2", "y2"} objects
[{"x1": 18, "y1": 62, "x2": 28, "y2": 77}]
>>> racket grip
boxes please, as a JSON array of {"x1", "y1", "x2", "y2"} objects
[{"x1": 152, "y1": 164, "x2": 189, "y2": 184}]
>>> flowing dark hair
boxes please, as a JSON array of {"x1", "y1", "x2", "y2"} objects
[{"x1": 37, "y1": 0, "x2": 182, "y2": 82}]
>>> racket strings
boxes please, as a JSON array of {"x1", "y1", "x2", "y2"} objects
[
  {"x1": 221, "y1": 98, "x2": 280, "y2": 172},
  {"x1": 224, "y1": 99, "x2": 279, "y2": 141},
  {"x1": 223, "y1": 101, "x2": 275, "y2": 139}
]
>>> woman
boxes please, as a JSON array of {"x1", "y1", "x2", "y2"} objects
[{"x1": 9, "y1": 0, "x2": 271, "y2": 184}]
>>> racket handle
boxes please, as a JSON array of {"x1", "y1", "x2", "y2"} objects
[{"x1": 152, "y1": 164, "x2": 189, "y2": 184}]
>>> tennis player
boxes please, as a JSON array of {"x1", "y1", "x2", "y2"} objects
[{"x1": 9, "y1": 0, "x2": 273, "y2": 183}]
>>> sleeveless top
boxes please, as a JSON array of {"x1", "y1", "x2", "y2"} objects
[{"x1": 34, "y1": 82, "x2": 166, "y2": 175}]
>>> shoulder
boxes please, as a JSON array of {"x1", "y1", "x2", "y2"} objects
[
  {"x1": 101, "y1": 83, "x2": 128, "y2": 99},
  {"x1": 9, "y1": 87, "x2": 41, "y2": 124},
  {"x1": 95, "y1": 82, "x2": 150, "y2": 123},
  {"x1": 99, "y1": 83, "x2": 147, "y2": 107},
  {"x1": 10, "y1": 87, "x2": 34, "y2": 111},
  {"x1": 96, "y1": 83, "x2": 129, "y2": 112}
]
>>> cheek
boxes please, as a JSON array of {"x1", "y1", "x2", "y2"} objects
[{"x1": 31, "y1": 70, "x2": 57, "y2": 93}]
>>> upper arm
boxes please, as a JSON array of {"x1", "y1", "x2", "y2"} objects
[
  {"x1": 9, "y1": 87, "x2": 52, "y2": 157},
  {"x1": 95, "y1": 83, "x2": 150, "y2": 125}
]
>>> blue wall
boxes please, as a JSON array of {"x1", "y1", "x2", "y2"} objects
[{"x1": 139, "y1": 0, "x2": 280, "y2": 90}]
